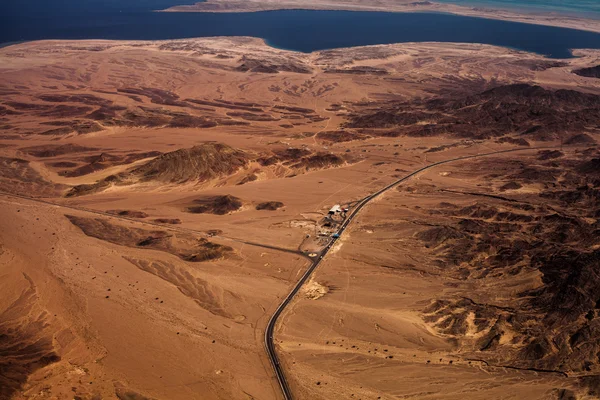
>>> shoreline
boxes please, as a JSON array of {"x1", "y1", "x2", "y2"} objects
[
  {"x1": 0, "y1": 36, "x2": 595, "y2": 63},
  {"x1": 2, "y1": 36, "x2": 597, "y2": 62},
  {"x1": 161, "y1": 0, "x2": 600, "y2": 34},
  {"x1": 2, "y1": 24, "x2": 595, "y2": 60}
]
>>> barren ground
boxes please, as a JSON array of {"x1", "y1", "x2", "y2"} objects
[{"x1": 1, "y1": 37, "x2": 600, "y2": 399}]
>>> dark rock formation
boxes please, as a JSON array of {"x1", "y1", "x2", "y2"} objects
[
  {"x1": 106, "y1": 210, "x2": 149, "y2": 218},
  {"x1": 21, "y1": 144, "x2": 98, "y2": 157},
  {"x1": 256, "y1": 201, "x2": 284, "y2": 211},
  {"x1": 418, "y1": 154, "x2": 600, "y2": 386},
  {"x1": 317, "y1": 130, "x2": 369, "y2": 143},
  {"x1": 186, "y1": 195, "x2": 242, "y2": 215},
  {"x1": 65, "y1": 143, "x2": 248, "y2": 197},
  {"x1": 573, "y1": 65, "x2": 600, "y2": 78},
  {"x1": 345, "y1": 84, "x2": 600, "y2": 141},
  {"x1": 66, "y1": 215, "x2": 232, "y2": 262},
  {"x1": 129, "y1": 143, "x2": 247, "y2": 184}
]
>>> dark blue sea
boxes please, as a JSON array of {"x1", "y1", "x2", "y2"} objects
[{"x1": 2, "y1": 0, "x2": 600, "y2": 58}]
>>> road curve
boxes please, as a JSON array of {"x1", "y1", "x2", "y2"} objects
[
  {"x1": 0, "y1": 147, "x2": 562, "y2": 399},
  {"x1": 263, "y1": 146, "x2": 560, "y2": 400}
]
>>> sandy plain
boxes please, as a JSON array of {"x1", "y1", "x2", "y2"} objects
[{"x1": 1, "y1": 37, "x2": 600, "y2": 400}]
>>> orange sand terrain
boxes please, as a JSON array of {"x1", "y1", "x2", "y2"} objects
[
  {"x1": 2, "y1": 37, "x2": 600, "y2": 399},
  {"x1": 163, "y1": 0, "x2": 600, "y2": 34}
]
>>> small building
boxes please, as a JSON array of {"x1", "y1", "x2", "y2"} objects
[{"x1": 328, "y1": 205, "x2": 342, "y2": 215}]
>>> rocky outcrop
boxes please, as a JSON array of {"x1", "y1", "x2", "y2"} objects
[
  {"x1": 67, "y1": 215, "x2": 232, "y2": 262},
  {"x1": 418, "y1": 154, "x2": 600, "y2": 383},
  {"x1": 256, "y1": 201, "x2": 284, "y2": 211},
  {"x1": 126, "y1": 143, "x2": 247, "y2": 184},
  {"x1": 185, "y1": 195, "x2": 243, "y2": 215},
  {"x1": 573, "y1": 65, "x2": 600, "y2": 78},
  {"x1": 66, "y1": 143, "x2": 248, "y2": 197},
  {"x1": 345, "y1": 84, "x2": 600, "y2": 141}
]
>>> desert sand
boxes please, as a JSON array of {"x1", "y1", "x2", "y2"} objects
[
  {"x1": 1, "y1": 37, "x2": 600, "y2": 399},
  {"x1": 163, "y1": 0, "x2": 600, "y2": 34}
]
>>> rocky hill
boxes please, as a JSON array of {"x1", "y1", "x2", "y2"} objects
[
  {"x1": 66, "y1": 143, "x2": 248, "y2": 197},
  {"x1": 66, "y1": 215, "x2": 232, "y2": 262},
  {"x1": 126, "y1": 143, "x2": 247, "y2": 184},
  {"x1": 573, "y1": 65, "x2": 600, "y2": 78},
  {"x1": 346, "y1": 84, "x2": 600, "y2": 141},
  {"x1": 185, "y1": 195, "x2": 243, "y2": 215},
  {"x1": 418, "y1": 151, "x2": 600, "y2": 393}
]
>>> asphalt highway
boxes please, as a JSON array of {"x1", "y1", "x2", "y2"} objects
[
  {"x1": 263, "y1": 146, "x2": 561, "y2": 400},
  {"x1": 0, "y1": 146, "x2": 564, "y2": 400}
]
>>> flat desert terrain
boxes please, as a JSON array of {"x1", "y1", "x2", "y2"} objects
[{"x1": 2, "y1": 37, "x2": 600, "y2": 399}]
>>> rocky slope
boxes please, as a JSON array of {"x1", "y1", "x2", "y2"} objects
[
  {"x1": 416, "y1": 151, "x2": 600, "y2": 395},
  {"x1": 185, "y1": 195, "x2": 243, "y2": 215},
  {"x1": 573, "y1": 65, "x2": 600, "y2": 78},
  {"x1": 66, "y1": 215, "x2": 233, "y2": 262},
  {"x1": 66, "y1": 143, "x2": 248, "y2": 196},
  {"x1": 346, "y1": 84, "x2": 600, "y2": 141}
]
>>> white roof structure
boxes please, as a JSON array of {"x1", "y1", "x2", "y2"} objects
[{"x1": 329, "y1": 205, "x2": 342, "y2": 214}]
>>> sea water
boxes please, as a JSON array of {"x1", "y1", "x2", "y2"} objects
[
  {"x1": 2, "y1": 1, "x2": 600, "y2": 58},
  {"x1": 435, "y1": 0, "x2": 600, "y2": 19}
]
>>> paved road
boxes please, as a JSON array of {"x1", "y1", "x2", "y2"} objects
[
  {"x1": 0, "y1": 146, "x2": 563, "y2": 400},
  {"x1": 263, "y1": 146, "x2": 561, "y2": 400}
]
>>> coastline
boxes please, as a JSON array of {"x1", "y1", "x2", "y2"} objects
[
  {"x1": 3, "y1": 36, "x2": 600, "y2": 65},
  {"x1": 3, "y1": 37, "x2": 600, "y2": 98},
  {"x1": 161, "y1": 0, "x2": 600, "y2": 34}
]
